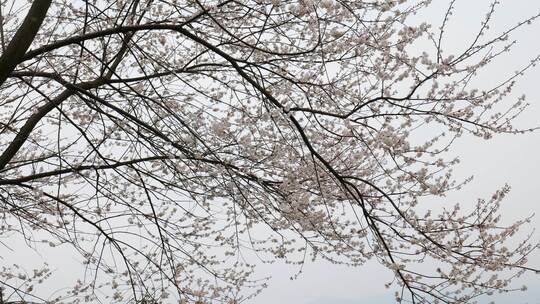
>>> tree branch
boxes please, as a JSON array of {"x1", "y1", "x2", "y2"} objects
[{"x1": 0, "y1": 0, "x2": 52, "y2": 86}]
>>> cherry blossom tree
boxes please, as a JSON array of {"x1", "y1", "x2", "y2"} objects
[{"x1": 0, "y1": 0, "x2": 539, "y2": 303}]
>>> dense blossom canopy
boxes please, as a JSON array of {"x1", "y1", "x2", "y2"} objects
[{"x1": 0, "y1": 0, "x2": 538, "y2": 303}]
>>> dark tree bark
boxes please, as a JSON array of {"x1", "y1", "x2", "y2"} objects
[{"x1": 0, "y1": 0, "x2": 52, "y2": 86}]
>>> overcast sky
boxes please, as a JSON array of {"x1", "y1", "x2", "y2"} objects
[
  {"x1": 2, "y1": 1, "x2": 539, "y2": 304},
  {"x1": 256, "y1": 1, "x2": 540, "y2": 303}
]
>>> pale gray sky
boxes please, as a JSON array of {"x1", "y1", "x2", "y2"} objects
[
  {"x1": 2, "y1": 1, "x2": 539, "y2": 304},
  {"x1": 256, "y1": 1, "x2": 540, "y2": 303}
]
